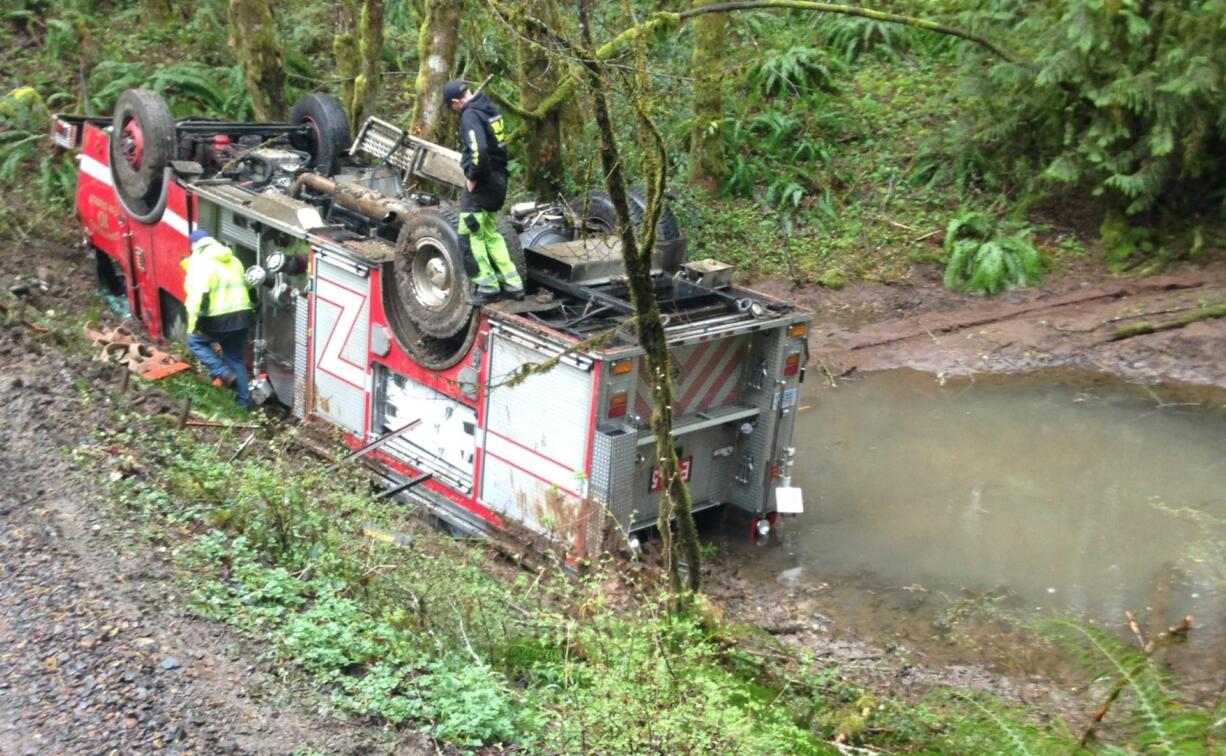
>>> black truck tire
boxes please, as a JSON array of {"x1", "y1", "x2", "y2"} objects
[
  {"x1": 110, "y1": 89, "x2": 175, "y2": 208},
  {"x1": 569, "y1": 186, "x2": 682, "y2": 242},
  {"x1": 288, "y1": 93, "x2": 350, "y2": 175},
  {"x1": 396, "y1": 208, "x2": 472, "y2": 339},
  {"x1": 393, "y1": 208, "x2": 527, "y2": 339}
]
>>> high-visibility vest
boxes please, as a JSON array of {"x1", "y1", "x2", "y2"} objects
[{"x1": 182, "y1": 239, "x2": 252, "y2": 332}]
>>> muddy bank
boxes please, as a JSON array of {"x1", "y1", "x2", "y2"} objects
[{"x1": 751, "y1": 263, "x2": 1226, "y2": 389}]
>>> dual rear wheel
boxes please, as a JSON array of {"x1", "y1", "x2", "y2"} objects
[{"x1": 108, "y1": 89, "x2": 350, "y2": 218}]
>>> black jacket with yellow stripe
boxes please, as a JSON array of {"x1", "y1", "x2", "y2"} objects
[{"x1": 458, "y1": 94, "x2": 508, "y2": 189}]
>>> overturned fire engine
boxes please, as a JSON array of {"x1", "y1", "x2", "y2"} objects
[{"x1": 56, "y1": 88, "x2": 811, "y2": 559}]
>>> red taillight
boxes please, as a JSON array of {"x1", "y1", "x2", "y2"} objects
[
  {"x1": 783, "y1": 353, "x2": 801, "y2": 377},
  {"x1": 608, "y1": 391, "x2": 629, "y2": 418}
]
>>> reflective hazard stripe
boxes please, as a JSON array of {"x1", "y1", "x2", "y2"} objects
[
  {"x1": 634, "y1": 337, "x2": 746, "y2": 418},
  {"x1": 79, "y1": 153, "x2": 189, "y2": 237},
  {"x1": 467, "y1": 129, "x2": 480, "y2": 166}
]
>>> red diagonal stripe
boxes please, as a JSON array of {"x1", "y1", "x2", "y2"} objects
[
  {"x1": 676, "y1": 338, "x2": 737, "y2": 415},
  {"x1": 696, "y1": 341, "x2": 745, "y2": 412},
  {"x1": 634, "y1": 359, "x2": 652, "y2": 419}
]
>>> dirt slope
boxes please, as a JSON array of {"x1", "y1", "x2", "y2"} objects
[{"x1": 0, "y1": 237, "x2": 420, "y2": 754}]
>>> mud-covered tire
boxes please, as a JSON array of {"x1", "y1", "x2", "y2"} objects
[
  {"x1": 569, "y1": 186, "x2": 681, "y2": 242},
  {"x1": 288, "y1": 93, "x2": 350, "y2": 175},
  {"x1": 393, "y1": 208, "x2": 526, "y2": 339},
  {"x1": 395, "y1": 209, "x2": 472, "y2": 339},
  {"x1": 110, "y1": 89, "x2": 174, "y2": 207}
]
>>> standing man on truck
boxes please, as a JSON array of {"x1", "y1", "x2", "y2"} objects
[
  {"x1": 442, "y1": 79, "x2": 524, "y2": 305},
  {"x1": 183, "y1": 229, "x2": 254, "y2": 409}
]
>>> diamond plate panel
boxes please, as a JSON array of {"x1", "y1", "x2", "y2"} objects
[
  {"x1": 727, "y1": 327, "x2": 787, "y2": 513},
  {"x1": 293, "y1": 294, "x2": 308, "y2": 419},
  {"x1": 592, "y1": 427, "x2": 638, "y2": 540}
]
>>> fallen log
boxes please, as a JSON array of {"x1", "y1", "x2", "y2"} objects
[
  {"x1": 1107, "y1": 304, "x2": 1226, "y2": 342},
  {"x1": 830, "y1": 279, "x2": 1205, "y2": 353}
]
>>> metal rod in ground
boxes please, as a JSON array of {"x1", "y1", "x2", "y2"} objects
[
  {"x1": 375, "y1": 472, "x2": 433, "y2": 500},
  {"x1": 177, "y1": 397, "x2": 192, "y2": 430},
  {"x1": 185, "y1": 419, "x2": 261, "y2": 429},
  {"x1": 325, "y1": 419, "x2": 422, "y2": 472},
  {"x1": 228, "y1": 432, "x2": 256, "y2": 462},
  {"x1": 119, "y1": 368, "x2": 130, "y2": 393}
]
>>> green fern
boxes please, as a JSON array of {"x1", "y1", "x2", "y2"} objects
[
  {"x1": 818, "y1": 14, "x2": 914, "y2": 63},
  {"x1": 942, "y1": 211, "x2": 1044, "y2": 295},
  {"x1": 942, "y1": 691, "x2": 1071, "y2": 756},
  {"x1": 747, "y1": 45, "x2": 841, "y2": 97},
  {"x1": 954, "y1": 0, "x2": 1226, "y2": 225},
  {"x1": 1039, "y1": 618, "x2": 1213, "y2": 753}
]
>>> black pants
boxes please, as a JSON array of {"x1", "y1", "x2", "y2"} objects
[{"x1": 460, "y1": 172, "x2": 508, "y2": 213}]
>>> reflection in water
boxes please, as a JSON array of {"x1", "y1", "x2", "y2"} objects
[{"x1": 728, "y1": 369, "x2": 1226, "y2": 680}]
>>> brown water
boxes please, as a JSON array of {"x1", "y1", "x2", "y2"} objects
[{"x1": 723, "y1": 369, "x2": 1226, "y2": 687}]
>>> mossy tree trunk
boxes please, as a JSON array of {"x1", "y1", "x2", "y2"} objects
[
  {"x1": 334, "y1": 0, "x2": 360, "y2": 126},
  {"x1": 688, "y1": 0, "x2": 728, "y2": 193},
  {"x1": 354, "y1": 0, "x2": 385, "y2": 125},
  {"x1": 516, "y1": 0, "x2": 566, "y2": 196},
  {"x1": 410, "y1": 0, "x2": 462, "y2": 143},
  {"x1": 142, "y1": 0, "x2": 173, "y2": 25},
  {"x1": 335, "y1": 0, "x2": 384, "y2": 129},
  {"x1": 577, "y1": 1, "x2": 702, "y2": 595},
  {"x1": 228, "y1": 0, "x2": 287, "y2": 121}
]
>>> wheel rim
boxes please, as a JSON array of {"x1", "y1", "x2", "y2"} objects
[
  {"x1": 120, "y1": 118, "x2": 144, "y2": 170},
  {"x1": 409, "y1": 236, "x2": 454, "y2": 309},
  {"x1": 302, "y1": 115, "x2": 321, "y2": 155}
]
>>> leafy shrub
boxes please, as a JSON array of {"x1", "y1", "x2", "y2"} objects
[
  {"x1": 89, "y1": 60, "x2": 252, "y2": 117},
  {"x1": 942, "y1": 210, "x2": 1043, "y2": 294},
  {"x1": 0, "y1": 87, "x2": 75, "y2": 233},
  {"x1": 959, "y1": 0, "x2": 1226, "y2": 218}
]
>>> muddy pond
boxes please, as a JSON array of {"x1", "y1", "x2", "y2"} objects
[{"x1": 717, "y1": 369, "x2": 1226, "y2": 695}]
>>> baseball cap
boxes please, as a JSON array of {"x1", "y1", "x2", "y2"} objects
[
  {"x1": 189, "y1": 229, "x2": 211, "y2": 245},
  {"x1": 441, "y1": 80, "x2": 467, "y2": 105}
]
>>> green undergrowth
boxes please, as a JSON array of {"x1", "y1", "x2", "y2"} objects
[
  {"x1": 83, "y1": 422, "x2": 835, "y2": 752},
  {"x1": 73, "y1": 409, "x2": 1110, "y2": 754}
]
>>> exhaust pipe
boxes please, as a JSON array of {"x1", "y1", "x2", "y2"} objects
[{"x1": 291, "y1": 172, "x2": 420, "y2": 226}]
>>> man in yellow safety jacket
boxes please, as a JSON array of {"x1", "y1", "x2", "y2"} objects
[{"x1": 183, "y1": 229, "x2": 254, "y2": 408}]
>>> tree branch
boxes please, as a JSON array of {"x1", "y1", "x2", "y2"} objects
[{"x1": 676, "y1": 1, "x2": 1013, "y2": 61}]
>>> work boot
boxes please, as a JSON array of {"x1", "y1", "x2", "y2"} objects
[
  {"x1": 502, "y1": 286, "x2": 525, "y2": 302},
  {"x1": 467, "y1": 287, "x2": 501, "y2": 306}
]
